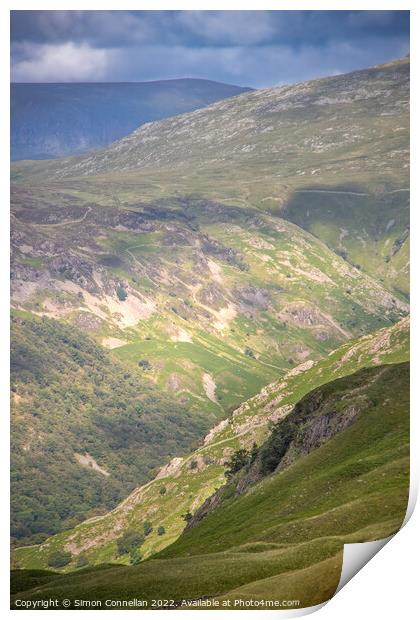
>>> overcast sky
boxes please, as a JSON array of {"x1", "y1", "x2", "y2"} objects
[{"x1": 11, "y1": 10, "x2": 410, "y2": 88}]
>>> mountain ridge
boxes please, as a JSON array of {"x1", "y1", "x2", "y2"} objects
[
  {"x1": 13, "y1": 57, "x2": 408, "y2": 180},
  {"x1": 11, "y1": 79, "x2": 252, "y2": 160}
]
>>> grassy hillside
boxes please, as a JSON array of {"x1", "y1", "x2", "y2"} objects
[
  {"x1": 12, "y1": 58, "x2": 409, "y2": 300},
  {"x1": 14, "y1": 58, "x2": 408, "y2": 187},
  {"x1": 13, "y1": 317, "x2": 408, "y2": 571},
  {"x1": 284, "y1": 188, "x2": 409, "y2": 299},
  {"x1": 10, "y1": 186, "x2": 407, "y2": 421},
  {"x1": 12, "y1": 361, "x2": 409, "y2": 609},
  {"x1": 11, "y1": 60, "x2": 409, "y2": 461},
  {"x1": 10, "y1": 58, "x2": 410, "y2": 595},
  {"x1": 11, "y1": 313, "x2": 212, "y2": 546}
]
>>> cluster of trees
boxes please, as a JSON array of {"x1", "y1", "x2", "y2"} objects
[
  {"x1": 222, "y1": 421, "x2": 297, "y2": 482},
  {"x1": 116, "y1": 285, "x2": 128, "y2": 301},
  {"x1": 224, "y1": 444, "x2": 258, "y2": 480},
  {"x1": 11, "y1": 314, "x2": 211, "y2": 546},
  {"x1": 259, "y1": 418, "x2": 296, "y2": 475},
  {"x1": 47, "y1": 550, "x2": 72, "y2": 568},
  {"x1": 116, "y1": 529, "x2": 145, "y2": 562},
  {"x1": 115, "y1": 520, "x2": 165, "y2": 565},
  {"x1": 46, "y1": 550, "x2": 89, "y2": 570}
]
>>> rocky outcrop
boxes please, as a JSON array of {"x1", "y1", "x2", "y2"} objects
[{"x1": 186, "y1": 365, "x2": 382, "y2": 530}]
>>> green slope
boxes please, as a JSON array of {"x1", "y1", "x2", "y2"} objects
[
  {"x1": 283, "y1": 187, "x2": 409, "y2": 299},
  {"x1": 11, "y1": 313, "x2": 212, "y2": 546},
  {"x1": 12, "y1": 58, "x2": 409, "y2": 296},
  {"x1": 12, "y1": 361, "x2": 409, "y2": 609},
  {"x1": 10, "y1": 57, "x2": 410, "y2": 590},
  {"x1": 11, "y1": 186, "x2": 407, "y2": 422},
  {"x1": 13, "y1": 317, "x2": 408, "y2": 571}
]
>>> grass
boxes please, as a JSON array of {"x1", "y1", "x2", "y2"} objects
[
  {"x1": 10, "y1": 57, "x2": 410, "y2": 592},
  {"x1": 12, "y1": 362, "x2": 409, "y2": 609},
  {"x1": 13, "y1": 317, "x2": 408, "y2": 571},
  {"x1": 284, "y1": 188, "x2": 410, "y2": 299}
]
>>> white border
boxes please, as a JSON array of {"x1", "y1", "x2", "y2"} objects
[{"x1": 2, "y1": 3, "x2": 418, "y2": 619}]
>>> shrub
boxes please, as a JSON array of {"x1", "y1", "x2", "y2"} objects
[
  {"x1": 116, "y1": 529, "x2": 144, "y2": 556},
  {"x1": 47, "y1": 550, "x2": 72, "y2": 568},
  {"x1": 157, "y1": 526, "x2": 166, "y2": 536},
  {"x1": 182, "y1": 512, "x2": 193, "y2": 523},
  {"x1": 159, "y1": 486, "x2": 167, "y2": 495},
  {"x1": 143, "y1": 521, "x2": 153, "y2": 537},
  {"x1": 75, "y1": 554, "x2": 89, "y2": 568},
  {"x1": 116, "y1": 285, "x2": 128, "y2": 301},
  {"x1": 130, "y1": 549, "x2": 142, "y2": 565},
  {"x1": 224, "y1": 448, "x2": 250, "y2": 479}
]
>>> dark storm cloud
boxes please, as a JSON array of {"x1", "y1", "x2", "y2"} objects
[{"x1": 10, "y1": 10, "x2": 410, "y2": 86}]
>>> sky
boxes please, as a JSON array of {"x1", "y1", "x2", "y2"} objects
[{"x1": 10, "y1": 10, "x2": 410, "y2": 88}]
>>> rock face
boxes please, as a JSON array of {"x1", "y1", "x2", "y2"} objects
[{"x1": 186, "y1": 364, "x2": 385, "y2": 529}]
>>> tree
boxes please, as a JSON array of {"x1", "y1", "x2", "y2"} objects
[
  {"x1": 75, "y1": 554, "x2": 89, "y2": 568},
  {"x1": 159, "y1": 486, "x2": 167, "y2": 496},
  {"x1": 116, "y1": 529, "x2": 144, "y2": 556},
  {"x1": 224, "y1": 448, "x2": 250, "y2": 479},
  {"x1": 130, "y1": 549, "x2": 142, "y2": 565},
  {"x1": 47, "y1": 550, "x2": 72, "y2": 568},
  {"x1": 260, "y1": 418, "x2": 296, "y2": 475},
  {"x1": 143, "y1": 521, "x2": 153, "y2": 537},
  {"x1": 116, "y1": 285, "x2": 128, "y2": 301},
  {"x1": 250, "y1": 442, "x2": 259, "y2": 463},
  {"x1": 182, "y1": 512, "x2": 193, "y2": 523},
  {"x1": 244, "y1": 347, "x2": 255, "y2": 359},
  {"x1": 157, "y1": 526, "x2": 166, "y2": 536}
]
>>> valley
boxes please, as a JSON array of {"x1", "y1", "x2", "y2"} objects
[
  {"x1": 10, "y1": 56, "x2": 410, "y2": 608},
  {"x1": 12, "y1": 353, "x2": 409, "y2": 608}
]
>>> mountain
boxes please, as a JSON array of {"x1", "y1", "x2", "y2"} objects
[
  {"x1": 11, "y1": 79, "x2": 252, "y2": 160},
  {"x1": 13, "y1": 57, "x2": 409, "y2": 298},
  {"x1": 11, "y1": 182, "x2": 407, "y2": 418},
  {"x1": 11, "y1": 57, "x2": 410, "y2": 600},
  {"x1": 12, "y1": 356, "x2": 409, "y2": 608},
  {"x1": 13, "y1": 316, "x2": 409, "y2": 571}
]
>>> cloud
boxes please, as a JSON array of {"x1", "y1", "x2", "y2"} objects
[
  {"x1": 11, "y1": 10, "x2": 410, "y2": 48},
  {"x1": 10, "y1": 11, "x2": 410, "y2": 86},
  {"x1": 12, "y1": 42, "x2": 110, "y2": 82},
  {"x1": 88, "y1": 37, "x2": 408, "y2": 88},
  {"x1": 175, "y1": 11, "x2": 276, "y2": 45}
]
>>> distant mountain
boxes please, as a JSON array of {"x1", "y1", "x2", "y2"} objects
[{"x1": 10, "y1": 79, "x2": 252, "y2": 160}]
